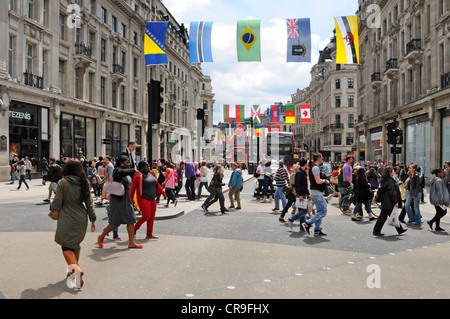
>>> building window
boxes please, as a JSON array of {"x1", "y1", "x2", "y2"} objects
[
  {"x1": 346, "y1": 133, "x2": 354, "y2": 145},
  {"x1": 101, "y1": 39, "x2": 106, "y2": 62},
  {"x1": 89, "y1": 0, "x2": 96, "y2": 15},
  {"x1": 121, "y1": 23, "x2": 126, "y2": 38},
  {"x1": 100, "y1": 77, "x2": 105, "y2": 105},
  {"x1": 348, "y1": 78, "x2": 354, "y2": 88},
  {"x1": 133, "y1": 31, "x2": 138, "y2": 45},
  {"x1": 8, "y1": 35, "x2": 14, "y2": 76},
  {"x1": 133, "y1": 90, "x2": 137, "y2": 113},
  {"x1": 43, "y1": 0, "x2": 49, "y2": 26},
  {"x1": 101, "y1": 7, "x2": 107, "y2": 24},
  {"x1": 9, "y1": 0, "x2": 16, "y2": 11},
  {"x1": 89, "y1": 73, "x2": 94, "y2": 102},
  {"x1": 133, "y1": 57, "x2": 138, "y2": 78},
  {"x1": 75, "y1": 67, "x2": 81, "y2": 99},
  {"x1": 112, "y1": 82, "x2": 117, "y2": 108},
  {"x1": 59, "y1": 13, "x2": 66, "y2": 41},
  {"x1": 120, "y1": 86, "x2": 125, "y2": 110},
  {"x1": 27, "y1": 0, "x2": 35, "y2": 20},
  {"x1": 348, "y1": 114, "x2": 354, "y2": 128},
  {"x1": 335, "y1": 79, "x2": 340, "y2": 89},
  {"x1": 112, "y1": 16, "x2": 117, "y2": 32},
  {"x1": 59, "y1": 60, "x2": 65, "y2": 94},
  {"x1": 348, "y1": 95, "x2": 354, "y2": 107},
  {"x1": 26, "y1": 43, "x2": 34, "y2": 73},
  {"x1": 335, "y1": 96, "x2": 341, "y2": 108},
  {"x1": 334, "y1": 133, "x2": 342, "y2": 145}
]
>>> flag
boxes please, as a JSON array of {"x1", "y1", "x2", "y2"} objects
[
  {"x1": 285, "y1": 104, "x2": 295, "y2": 123},
  {"x1": 223, "y1": 104, "x2": 230, "y2": 123},
  {"x1": 189, "y1": 21, "x2": 213, "y2": 63},
  {"x1": 251, "y1": 105, "x2": 261, "y2": 124},
  {"x1": 255, "y1": 125, "x2": 262, "y2": 137},
  {"x1": 270, "y1": 105, "x2": 280, "y2": 123},
  {"x1": 235, "y1": 105, "x2": 245, "y2": 123},
  {"x1": 334, "y1": 16, "x2": 359, "y2": 64},
  {"x1": 237, "y1": 20, "x2": 261, "y2": 62},
  {"x1": 286, "y1": 18, "x2": 311, "y2": 63},
  {"x1": 301, "y1": 104, "x2": 311, "y2": 123},
  {"x1": 144, "y1": 22, "x2": 168, "y2": 65}
]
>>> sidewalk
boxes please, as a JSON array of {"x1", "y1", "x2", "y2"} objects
[{"x1": 0, "y1": 168, "x2": 255, "y2": 220}]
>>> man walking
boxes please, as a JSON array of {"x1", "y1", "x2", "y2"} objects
[
  {"x1": 122, "y1": 142, "x2": 137, "y2": 169},
  {"x1": 228, "y1": 162, "x2": 243, "y2": 209},
  {"x1": 302, "y1": 153, "x2": 330, "y2": 236},
  {"x1": 288, "y1": 158, "x2": 310, "y2": 231},
  {"x1": 184, "y1": 159, "x2": 196, "y2": 200},
  {"x1": 43, "y1": 158, "x2": 62, "y2": 202}
]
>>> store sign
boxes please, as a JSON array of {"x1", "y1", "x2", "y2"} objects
[{"x1": 9, "y1": 111, "x2": 32, "y2": 121}]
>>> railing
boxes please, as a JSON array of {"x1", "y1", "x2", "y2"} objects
[
  {"x1": 386, "y1": 58, "x2": 398, "y2": 70},
  {"x1": 406, "y1": 39, "x2": 422, "y2": 55},
  {"x1": 112, "y1": 64, "x2": 124, "y2": 75},
  {"x1": 371, "y1": 72, "x2": 381, "y2": 82},
  {"x1": 23, "y1": 72, "x2": 44, "y2": 89},
  {"x1": 75, "y1": 43, "x2": 92, "y2": 59},
  {"x1": 330, "y1": 123, "x2": 344, "y2": 129},
  {"x1": 441, "y1": 72, "x2": 450, "y2": 89},
  {"x1": 323, "y1": 125, "x2": 329, "y2": 132}
]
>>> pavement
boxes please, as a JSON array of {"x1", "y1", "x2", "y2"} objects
[{"x1": 1, "y1": 168, "x2": 254, "y2": 220}]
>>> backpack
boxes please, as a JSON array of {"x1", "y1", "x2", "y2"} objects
[{"x1": 375, "y1": 184, "x2": 384, "y2": 203}]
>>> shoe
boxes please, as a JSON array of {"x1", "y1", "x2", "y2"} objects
[
  {"x1": 351, "y1": 217, "x2": 361, "y2": 221},
  {"x1": 236, "y1": 207, "x2": 241, "y2": 210},
  {"x1": 427, "y1": 220, "x2": 433, "y2": 230},
  {"x1": 201, "y1": 205, "x2": 208, "y2": 213},
  {"x1": 224, "y1": 208, "x2": 229, "y2": 212},
  {"x1": 43, "y1": 198, "x2": 50, "y2": 203},
  {"x1": 373, "y1": 231, "x2": 384, "y2": 236},
  {"x1": 369, "y1": 217, "x2": 377, "y2": 221},
  {"x1": 113, "y1": 236, "x2": 122, "y2": 241},
  {"x1": 314, "y1": 230, "x2": 327, "y2": 236},
  {"x1": 302, "y1": 222, "x2": 311, "y2": 234},
  {"x1": 146, "y1": 235, "x2": 159, "y2": 239},
  {"x1": 272, "y1": 208, "x2": 279, "y2": 211},
  {"x1": 287, "y1": 219, "x2": 294, "y2": 230},
  {"x1": 228, "y1": 206, "x2": 235, "y2": 209},
  {"x1": 435, "y1": 227, "x2": 445, "y2": 231},
  {"x1": 164, "y1": 204, "x2": 169, "y2": 207},
  {"x1": 279, "y1": 217, "x2": 287, "y2": 222},
  {"x1": 260, "y1": 199, "x2": 269, "y2": 203},
  {"x1": 174, "y1": 200, "x2": 178, "y2": 207},
  {"x1": 397, "y1": 228, "x2": 407, "y2": 235}
]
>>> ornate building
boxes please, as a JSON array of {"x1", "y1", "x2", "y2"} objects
[
  {"x1": 0, "y1": 0, "x2": 214, "y2": 180},
  {"x1": 356, "y1": 0, "x2": 450, "y2": 176}
]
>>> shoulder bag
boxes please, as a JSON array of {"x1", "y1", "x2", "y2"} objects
[{"x1": 48, "y1": 179, "x2": 67, "y2": 220}]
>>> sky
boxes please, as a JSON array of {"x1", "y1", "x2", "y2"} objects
[{"x1": 162, "y1": 0, "x2": 359, "y2": 124}]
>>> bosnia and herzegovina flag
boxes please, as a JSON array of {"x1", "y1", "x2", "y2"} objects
[
  {"x1": 237, "y1": 20, "x2": 261, "y2": 62},
  {"x1": 286, "y1": 18, "x2": 311, "y2": 63},
  {"x1": 334, "y1": 16, "x2": 359, "y2": 64},
  {"x1": 145, "y1": 22, "x2": 169, "y2": 65},
  {"x1": 189, "y1": 21, "x2": 213, "y2": 63}
]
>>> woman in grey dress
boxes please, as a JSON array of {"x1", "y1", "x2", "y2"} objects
[
  {"x1": 97, "y1": 156, "x2": 142, "y2": 249},
  {"x1": 51, "y1": 160, "x2": 96, "y2": 289}
]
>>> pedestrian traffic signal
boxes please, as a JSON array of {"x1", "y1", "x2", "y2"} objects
[
  {"x1": 387, "y1": 122, "x2": 396, "y2": 144},
  {"x1": 148, "y1": 80, "x2": 164, "y2": 124}
]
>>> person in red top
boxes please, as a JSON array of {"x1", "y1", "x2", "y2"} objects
[{"x1": 130, "y1": 161, "x2": 166, "y2": 239}]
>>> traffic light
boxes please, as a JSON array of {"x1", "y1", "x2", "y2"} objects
[
  {"x1": 387, "y1": 122, "x2": 396, "y2": 144},
  {"x1": 197, "y1": 108, "x2": 205, "y2": 136},
  {"x1": 395, "y1": 127, "x2": 403, "y2": 144},
  {"x1": 148, "y1": 80, "x2": 164, "y2": 124}
]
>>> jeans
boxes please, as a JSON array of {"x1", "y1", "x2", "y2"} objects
[
  {"x1": 205, "y1": 188, "x2": 226, "y2": 213},
  {"x1": 306, "y1": 195, "x2": 328, "y2": 231},
  {"x1": 256, "y1": 178, "x2": 266, "y2": 198},
  {"x1": 280, "y1": 193, "x2": 296, "y2": 218},
  {"x1": 405, "y1": 193, "x2": 422, "y2": 225},
  {"x1": 197, "y1": 182, "x2": 208, "y2": 199},
  {"x1": 274, "y1": 186, "x2": 287, "y2": 209},
  {"x1": 18, "y1": 174, "x2": 29, "y2": 189},
  {"x1": 165, "y1": 188, "x2": 177, "y2": 204},
  {"x1": 264, "y1": 178, "x2": 274, "y2": 198},
  {"x1": 185, "y1": 176, "x2": 196, "y2": 200},
  {"x1": 288, "y1": 208, "x2": 308, "y2": 230},
  {"x1": 353, "y1": 201, "x2": 372, "y2": 215}
]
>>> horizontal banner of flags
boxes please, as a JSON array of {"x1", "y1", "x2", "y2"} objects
[
  {"x1": 144, "y1": 16, "x2": 359, "y2": 65},
  {"x1": 222, "y1": 104, "x2": 312, "y2": 125}
]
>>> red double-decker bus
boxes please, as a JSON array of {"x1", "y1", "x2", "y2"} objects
[
  {"x1": 266, "y1": 132, "x2": 295, "y2": 170},
  {"x1": 232, "y1": 147, "x2": 246, "y2": 164}
]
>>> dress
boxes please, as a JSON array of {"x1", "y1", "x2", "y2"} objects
[
  {"x1": 109, "y1": 168, "x2": 136, "y2": 225},
  {"x1": 52, "y1": 176, "x2": 96, "y2": 250}
]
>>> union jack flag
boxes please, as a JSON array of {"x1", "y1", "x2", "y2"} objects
[{"x1": 286, "y1": 19, "x2": 299, "y2": 39}]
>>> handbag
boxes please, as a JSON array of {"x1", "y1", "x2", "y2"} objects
[
  {"x1": 106, "y1": 181, "x2": 125, "y2": 196},
  {"x1": 283, "y1": 185, "x2": 293, "y2": 196},
  {"x1": 324, "y1": 184, "x2": 334, "y2": 196},
  {"x1": 387, "y1": 206, "x2": 400, "y2": 228},
  {"x1": 48, "y1": 179, "x2": 66, "y2": 220},
  {"x1": 207, "y1": 183, "x2": 217, "y2": 195}
]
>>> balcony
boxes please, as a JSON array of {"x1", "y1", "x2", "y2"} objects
[
  {"x1": 441, "y1": 72, "x2": 450, "y2": 89},
  {"x1": 111, "y1": 64, "x2": 125, "y2": 83},
  {"x1": 74, "y1": 43, "x2": 93, "y2": 68},
  {"x1": 330, "y1": 123, "x2": 344, "y2": 129},
  {"x1": 385, "y1": 58, "x2": 399, "y2": 80},
  {"x1": 323, "y1": 125, "x2": 329, "y2": 132},
  {"x1": 405, "y1": 39, "x2": 423, "y2": 67},
  {"x1": 371, "y1": 72, "x2": 382, "y2": 92},
  {"x1": 23, "y1": 72, "x2": 44, "y2": 89}
]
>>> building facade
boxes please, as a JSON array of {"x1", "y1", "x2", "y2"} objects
[
  {"x1": 356, "y1": 0, "x2": 450, "y2": 177},
  {"x1": 291, "y1": 36, "x2": 359, "y2": 163},
  {"x1": 0, "y1": 0, "x2": 214, "y2": 180}
]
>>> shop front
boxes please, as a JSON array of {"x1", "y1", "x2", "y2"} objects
[
  {"x1": 105, "y1": 120, "x2": 129, "y2": 160},
  {"x1": 442, "y1": 108, "x2": 450, "y2": 166},
  {"x1": 9, "y1": 101, "x2": 49, "y2": 172},
  {"x1": 369, "y1": 128, "x2": 383, "y2": 163},
  {"x1": 60, "y1": 113, "x2": 96, "y2": 160},
  {"x1": 405, "y1": 114, "x2": 430, "y2": 177}
]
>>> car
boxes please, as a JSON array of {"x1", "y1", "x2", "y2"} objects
[{"x1": 252, "y1": 160, "x2": 282, "y2": 197}]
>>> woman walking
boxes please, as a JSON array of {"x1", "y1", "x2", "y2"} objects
[
  {"x1": 97, "y1": 156, "x2": 142, "y2": 249},
  {"x1": 373, "y1": 167, "x2": 407, "y2": 236},
  {"x1": 405, "y1": 164, "x2": 423, "y2": 225},
  {"x1": 197, "y1": 161, "x2": 209, "y2": 199},
  {"x1": 16, "y1": 161, "x2": 30, "y2": 190},
  {"x1": 203, "y1": 165, "x2": 227, "y2": 214},
  {"x1": 163, "y1": 163, "x2": 178, "y2": 207},
  {"x1": 131, "y1": 161, "x2": 166, "y2": 239},
  {"x1": 427, "y1": 168, "x2": 450, "y2": 231},
  {"x1": 351, "y1": 168, "x2": 377, "y2": 221},
  {"x1": 51, "y1": 160, "x2": 96, "y2": 289}
]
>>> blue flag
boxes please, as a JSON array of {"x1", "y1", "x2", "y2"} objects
[
  {"x1": 189, "y1": 21, "x2": 213, "y2": 63},
  {"x1": 144, "y1": 22, "x2": 168, "y2": 65},
  {"x1": 286, "y1": 18, "x2": 311, "y2": 63}
]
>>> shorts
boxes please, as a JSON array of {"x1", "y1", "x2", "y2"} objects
[{"x1": 48, "y1": 182, "x2": 57, "y2": 192}]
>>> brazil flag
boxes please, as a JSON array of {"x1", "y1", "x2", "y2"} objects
[{"x1": 237, "y1": 20, "x2": 261, "y2": 62}]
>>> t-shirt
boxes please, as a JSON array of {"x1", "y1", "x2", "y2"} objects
[
  {"x1": 104, "y1": 162, "x2": 114, "y2": 185},
  {"x1": 257, "y1": 165, "x2": 265, "y2": 180},
  {"x1": 343, "y1": 163, "x2": 353, "y2": 184},
  {"x1": 310, "y1": 165, "x2": 323, "y2": 196},
  {"x1": 142, "y1": 173, "x2": 158, "y2": 201}
]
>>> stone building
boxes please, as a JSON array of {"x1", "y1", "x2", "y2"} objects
[
  {"x1": 0, "y1": 0, "x2": 214, "y2": 180},
  {"x1": 356, "y1": 0, "x2": 450, "y2": 176}
]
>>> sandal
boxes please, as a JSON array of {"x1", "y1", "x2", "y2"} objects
[
  {"x1": 97, "y1": 236, "x2": 104, "y2": 248},
  {"x1": 128, "y1": 244, "x2": 143, "y2": 249},
  {"x1": 66, "y1": 264, "x2": 83, "y2": 289}
]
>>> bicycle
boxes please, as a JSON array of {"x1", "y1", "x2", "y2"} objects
[{"x1": 339, "y1": 186, "x2": 354, "y2": 215}]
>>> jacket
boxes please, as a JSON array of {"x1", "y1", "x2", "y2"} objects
[
  {"x1": 380, "y1": 177, "x2": 402, "y2": 210},
  {"x1": 228, "y1": 168, "x2": 243, "y2": 189},
  {"x1": 409, "y1": 173, "x2": 422, "y2": 197},
  {"x1": 212, "y1": 172, "x2": 225, "y2": 188},
  {"x1": 51, "y1": 176, "x2": 96, "y2": 249},
  {"x1": 294, "y1": 167, "x2": 309, "y2": 197},
  {"x1": 429, "y1": 177, "x2": 450, "y2": 207},
  {"x1": 130, "y1": 171, "x2": 166, "y2": 202},
  {"x1": 163, "y1": 167, "x2": 176, "y2": 189},
  {"x1": 45, "y1": 163, "x2": 62, "y2": 182},
  {"x1": 354, "y1": 176, "x2": 371, "y2": 202}
]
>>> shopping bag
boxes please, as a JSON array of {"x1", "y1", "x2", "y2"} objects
[{"x1": 387, "y1": 206, "x2": 400, "y2": 228}]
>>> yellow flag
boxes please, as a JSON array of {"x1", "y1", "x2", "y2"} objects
[{"x1": 334, "y1": 16, "x2": 359, "y2": 64}]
